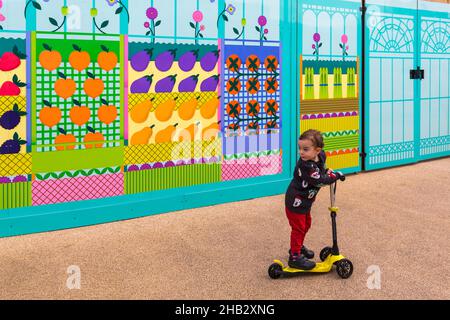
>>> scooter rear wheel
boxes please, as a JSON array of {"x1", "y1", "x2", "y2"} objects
[
  {"x1": 268, "y1": 263, "x2": 283, "y2": 279},
  {"x1": 336, "y1": 259, "x2": 353, "y2": 279}
]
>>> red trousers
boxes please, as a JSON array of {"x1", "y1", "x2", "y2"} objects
[{"x1": 285, "y1": 207, "x2": 311, "y2": 255}]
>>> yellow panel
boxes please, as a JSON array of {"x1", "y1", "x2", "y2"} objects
[
  {"x1": 325, "y1": 152, "x2": 359, "y2": 170},
  {"x1": 124, "y1": 139, "x2": 221, "y2": 164},
  {"x1": 300, "y1": 116, "x2": 359, "y2": 133},
  {"x1": 0, "y1": 153, "x2": 32, "y2": 176}
]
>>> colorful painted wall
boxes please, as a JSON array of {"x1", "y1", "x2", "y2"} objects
[
  {"x1": 0, "y1": 0, "x2": 284, "y2": 210},
  {"x1": 0, "y1": 0, "x2": 449, "y2": 236}
]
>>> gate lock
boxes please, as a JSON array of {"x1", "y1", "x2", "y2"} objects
[{"x1": 410, "y1": 67, "x2": 425, "y2": 80}]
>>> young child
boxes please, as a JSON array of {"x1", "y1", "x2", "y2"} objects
[{"x1": 285, "y1": 129, "x2": 343, "y2": 270}]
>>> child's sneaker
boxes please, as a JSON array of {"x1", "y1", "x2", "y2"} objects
[
  {"x1": 301, "y1": 245, "x2": 314, "y2": 259},
  {"x1": 289, "y1": 246, "x2": 315, "y2": 260},
  {"x1": 288, "y1": 253, "x2": 316, "y2": 270}
]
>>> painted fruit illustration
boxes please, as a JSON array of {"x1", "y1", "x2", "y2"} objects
[
  {"x1": 130, "y1": 125, "x2": 155, "y2": 145},
  {"x1": 178, "y1": 75, "x2": 199, "y2": 92},
  {"x1": 98, "y1": 99, "x2": 118, "y2": 125},
  {"x1": 178, "y1": 96, "x2": 199, "y2": 121},
  {"x1": 179, "y1": 122, "x2": 200, "y2": 142},
  {"x1": 265, "y1": 77, "x2": 278, "y2": 94},
  {"x1": 264, "y1": 55, "x2": 278, "y2": 72},
  {"x1": 0, "y1": 75, "x2": 26, "y2": 96},
  {"x1": 200, "y1": 75, "x2": 219, "y2": 92},
  {"x1": 130, "y1": 98, "x2": 154, "y2": 123},
  {"x1": 247, "y1": 121, "x2": 260, "y2": 134},
  {"x1": 97, "y1": 45, "x2": 118, "y2": 72},
  {"x1": 264, "y1": 99, "x2": 278, "y2": 116},
  {"x1": 246, "y1": 77, "x2": 260, "y2": 95},
  {"x1": 246, "y1": 55, "x2": 260, "y2": 72},
  {"x1": 39, "y1": 100, "x2": 62, "y2": 127},
  {"x1": 38, "y1": 43, "x2": 62, "y2": 71},
  {"x1": 155, "y1": 49, "x2": 177, "y2": 72},
  {"x1": 200, "y1": 96, "x2": 219, "y2": 119},
  {"x1": 225, "y1": 54, "x2": 241, "y2": 72},
  {"x1": 55, "y1": 127, "x2": 76, "y2": 151},
  {"x1": 69, "y1": 44, "x2": 91, "y2": 71},
  {"x1": 130, "y1": 49, "x2": 153, "y2": 72},
  {"x1": 155, "y1": 123, "x2": 178, "y2": 144},
  {"x1": 130, "y1": 75, "x2": 153, "y2": 94},
  {"x1": 246, "y1": 100, "x2": 260, "y2": 117},
  {"x1": 0, "y1": 133, "x2": 26, "y2": 154},
  {"x1": 226, "y1": 101, "x2": 241, "y2": 118},
  {"x1": 226, "y1": 77, "x2": 241, "y2": 95},
  {"x1": 155, "y1": 75, "x2": 177, "y2": 93},
  {"x1": 70, "y1": 99, "x2": 91, "y2": 126},
  {"x1": 154, "y1": 97, "x2": 177, "y2": 122},
  {"x1": 83, "y1": 126, "x2": 104, "y2": 149},
  {"x1": 0, "y1": 104, "x2": 27, "y2": 130},
  {"x1": 202, "y1": 121, "x2": 221, "y2": 141},
  {"x1": 200, "y1": 50, "x2": 220, "y2": 72},
  {"x1": 0, "y1": 45, "x2": 27, "y2": 71},
  {"x1": 54, "y1": 72, "x2": 76, "y2": 99},
  {"x1": 83, "y1": 72, "x2": 104, "y2": 98},
  {"x1": 178, "y1": 49, "x2": 199, "y2": 72},
  {"x1": 265, "y1": 120, "x2": 279, "y2": 134}
]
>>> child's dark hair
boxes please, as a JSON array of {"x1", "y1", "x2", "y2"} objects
[{"x1": 299, "y1": 129, "x2": 324, "y2": 148}]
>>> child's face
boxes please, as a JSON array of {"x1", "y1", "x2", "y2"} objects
[{"x1": 298, "y1": 139, "x2": 322, "y2": 161}]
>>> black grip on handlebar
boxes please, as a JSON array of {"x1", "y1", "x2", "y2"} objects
[{"x1": 339, "y1": 175, "x2": 346, "y2": 181}]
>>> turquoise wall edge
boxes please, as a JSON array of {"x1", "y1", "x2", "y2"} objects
[{"x1": 0, "y1": 174, "x2": 292, "y2": 238}]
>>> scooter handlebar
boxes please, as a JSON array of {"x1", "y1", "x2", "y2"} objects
[{"x1": 339, "y1": 174, "x2": 346, "y2": 182}]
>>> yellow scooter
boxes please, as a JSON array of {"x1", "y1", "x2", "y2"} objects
[{"x1": 268, "y1": 177, "x2": 353, "y2": 279}]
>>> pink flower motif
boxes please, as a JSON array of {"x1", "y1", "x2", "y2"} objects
[
  {"x1": 200, "y1": 25, "x2": 205, "y2": 31},
  {"x1": 264, "y1": 28, "x2": 269, "y2": 34},
  {"x1": 144, "y1": 22, "x2": 150, "y2": 28},
  {"x1": 0, "y1": 14, "x2": 5, "y2": 22},
  {"x1": 258, "y1": 15, "x2": 267, "y2": 27},
  {"x1": 146, "y1": 7, "x2": 158, "y2": 20},
  {"x1": 312, "y1": 44, "x2": 316, "y2": 49},
  {"x1": 193, "y1": 10, "x2": 203, "y2": 23},
  {"x1": 341, "y1": 34, "x2": 348, "y2": 44},
  {"x1": 313, "y1": 33, "x2": 321, "y2": 42},
  {"x1": 346, "y1": 45, "x2": 349, "y2": 50}
]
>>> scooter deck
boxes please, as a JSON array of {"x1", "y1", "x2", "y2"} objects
[{"x1": 274, "y1": 254, "x2": 345, "y2": 273}]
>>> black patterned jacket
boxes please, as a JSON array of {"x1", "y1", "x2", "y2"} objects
[{"x1": 285, "y1": 151, "x2": 340, "y2": 214}]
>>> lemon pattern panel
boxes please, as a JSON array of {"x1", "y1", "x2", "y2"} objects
[{"x1": 128, "y1": 92, "x2": 219, "y2": 146}]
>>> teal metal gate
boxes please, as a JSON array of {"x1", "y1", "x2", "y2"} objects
[
  {"x1": 364, "y1": 3, "x2": 418, "y2": 170},
  {"x1": 419, "y1": 9, "x2": 450, "y2": 160},
  {"x1": 365, "y1": 1, "x2": 450, "y2": 170}
]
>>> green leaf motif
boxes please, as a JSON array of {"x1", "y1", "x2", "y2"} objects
[
  {"x1": 233, "y1": 27, "x2": 239, "y2": 35},
  {"x1": 189, "y1": 22, "x2": 196, "y2": 29},
  {"x1": 255, "y1": 26, "x2": 260, "y2": 32},
  {"x1": 49, "y1": 17, "x2": 58, "y2": 27},
  {"x1": 155, "y1": 20, "x2": 161, "y2": 27},
  {"x1": 101, "y1": 20, "x2": 109, "y2": 29},
  {"x1": 32, "y1": 1, "x2": 41, "y2": 10},
  {"x1": 223, "y1": 15, "x2": 228, "y2": 22},
  {"x1": 115, "y1": 7, "x2": 123, "y2": 14}
]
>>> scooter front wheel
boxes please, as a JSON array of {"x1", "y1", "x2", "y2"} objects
[
  {"x1": 268, "y1": 263, "x2": 283, "y2": 279},
  {"x1": 336, "y1": 259, "x2": 353, "y2": 279},
  {"x1": 319, "y1": 247, "x2": 332, "y2": 262}
]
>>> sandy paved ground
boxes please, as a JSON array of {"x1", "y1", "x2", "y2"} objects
[{"x1": 0, "y1": 158, "x2": 449, "y2": 300}]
